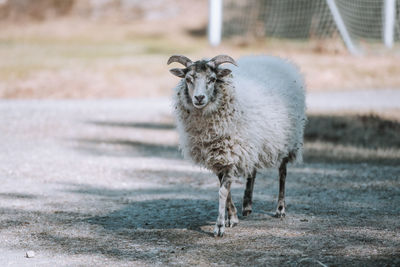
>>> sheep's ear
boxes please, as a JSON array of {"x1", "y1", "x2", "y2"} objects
[
  {"x1": 216, "y1": 68, "x2": 232, "y2": 78},
  {"x1": 169, "y1": 68, "x2": 186, "y2": 78}
]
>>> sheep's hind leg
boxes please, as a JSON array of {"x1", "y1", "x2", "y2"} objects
[
  {"x1": 275, "y1": 157, "x2": 289, "y2": 218},
  {"x1": 242, "y1": 169, "x2": 256, "y2": 216},
  {"x1": 215, "y1": 172, "x2": 234, "y2": 237},
  {"x1": 226, "y1": 191, "x2": 239, "y2": 227},
  {"x1": 217, "y1": 173, "x2": 238, "y2": 229}
]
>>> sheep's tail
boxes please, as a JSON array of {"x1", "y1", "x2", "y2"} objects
[{"x1": 288, "y1": 146, "x2": 303, "y2": 165}]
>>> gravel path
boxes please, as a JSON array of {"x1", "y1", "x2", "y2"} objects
[{"x1": 0, "y1": 92, "x2": 399, "y2": 266}]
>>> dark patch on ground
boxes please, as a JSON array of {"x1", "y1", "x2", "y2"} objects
[
  {"x1": 76, "y1": 138, "x2": 182, "y2": 159},
  {"x1": 305, "y1": 114, "x2": 400, "y2": 149},
  {"x1": 89, "y1": 121, "x2": 175, "y2": 130}
]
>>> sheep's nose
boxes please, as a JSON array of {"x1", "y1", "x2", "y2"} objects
[{"x1": 194, "y1": 95, "x2": 205, "y2": 102}]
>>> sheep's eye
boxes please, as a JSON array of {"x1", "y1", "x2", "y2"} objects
[
  {"x1": 185, "y1": 77, "x2": 192, "y2": 84},
  {"x1": 208, "y1": 77, "x2": 216, "y2": 83}
]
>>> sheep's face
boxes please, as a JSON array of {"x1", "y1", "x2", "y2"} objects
[
  {"x1": 168, "y1": 55, "x2": 237, "y2": 110},
  {"x1": 184, "y1": 61, "x2": 227, "y2": 109}
]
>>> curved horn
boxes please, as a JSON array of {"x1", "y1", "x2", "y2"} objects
[
  {"x1": 210, "y1": 55, "x2": 237, "y2": 67},
  {"x1": 167, "y1": 55, "x2": 193, "y2": 67}
]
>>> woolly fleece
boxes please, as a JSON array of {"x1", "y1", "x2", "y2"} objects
[{"x1": 173, "y1": 55, "x2": 306, "y2": 178}]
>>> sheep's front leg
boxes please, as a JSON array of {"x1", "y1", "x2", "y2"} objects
[
  {"x1": 275, "y1": 157, "x2": 289, "y2": 218},
  {"x1": 214, "y1": 172, "x2": 233, "y2": 237},
  {"x1": 242, "y1": 169, "x2": 256, "y2": 216},
  {"x1": 218, "y1": 173, "x2": 239, "y2": 228}
]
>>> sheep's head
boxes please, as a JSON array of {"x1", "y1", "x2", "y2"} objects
[{"x1": 168, "y1": 55, "x2": 237, "y2": 109}]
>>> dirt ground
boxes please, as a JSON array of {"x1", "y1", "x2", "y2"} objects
[{"x1": 0, "y1": 97, "x2": 399, "y2": 266}]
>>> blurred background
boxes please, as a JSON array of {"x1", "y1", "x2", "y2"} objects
[
  {"x1": 1, "y1": 2, "x2": 399, "y2": 264},
  {"x1": 0, "y1": 0, "x2": 399, "y2": 99}
]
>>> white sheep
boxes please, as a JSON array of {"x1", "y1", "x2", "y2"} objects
[{"x1": 167, "y1": 54, "x2": 306, "y2": 237}]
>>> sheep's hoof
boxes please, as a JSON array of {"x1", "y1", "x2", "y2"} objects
[
  {"x1": 226, "y1": 216, "x2": 239, "y2": 228},
  {"x1": 213, "y1": 223, "x2": 225, "y2": 237},
  {"x1": 274, "y1": 203, "x2": 286, "y2": 218},
  {"x1": 242, "y1": 209, "x2": 252, "y2": 217},
  {"x1": 274, "y1": 211, "x2": 286, "y2": 218}
]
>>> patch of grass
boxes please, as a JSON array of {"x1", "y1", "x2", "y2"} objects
[
  {"x1": 304, "y1": 112, "x2": 400, "y2": 165},
  {"x1": 1, "y1": 19, "x2": 399, "y2": 98},
  {"x1": 0, "y1": 31, "x2": 201, "y2": 81},
  {"x1": 305, "y1": 113, "x2": 400, "y2": 149},
  {"x1": 0, "y1": 35, "x2": 198, "y2": 85},
  {"x1": 304, "y1": 141, "x2": 400, "y2": 165}
]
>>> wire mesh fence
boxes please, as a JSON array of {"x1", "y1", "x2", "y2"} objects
[{"x1": 221, "y1": 0, "x2": 400, "y2": 53}]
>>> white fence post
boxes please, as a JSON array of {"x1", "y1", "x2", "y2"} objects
[
  {"x1": 326, "y1": 0, "x2": 360, "y2": 55},
  {"x1": 383, "y1": 0, "x2": 396, "y2": 48},
  {"x1": 208, "y1": 0, "x2": 223, "y2": 46}
]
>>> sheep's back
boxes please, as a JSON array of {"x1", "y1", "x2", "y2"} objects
[{"x1": 230, "y1": 56, "x2": 306, "y2": 165}]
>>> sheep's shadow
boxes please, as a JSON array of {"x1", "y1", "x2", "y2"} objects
[
  {"x1": 64, "y1": 182, "x2": 278, "y2": 235},
  {"x1": 85, "y1": 198, "x2": 217, "y2": 232},
  {"x1": 65, "y1": 184, "x2": 223, "y2": 235}
]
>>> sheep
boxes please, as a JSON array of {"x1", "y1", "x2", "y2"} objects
[{"x1": 167, "y1": 54, "x2": 306, "y2": 237}]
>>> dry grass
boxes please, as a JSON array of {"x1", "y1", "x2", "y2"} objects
[
  {"x1": 304, "y1": 111, "x2": 400, "y2": 165},
  {"x1": 0, "y1": 2, "x2": 400, "y2": 99}
]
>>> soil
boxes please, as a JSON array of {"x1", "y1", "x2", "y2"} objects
[{"x1": 0, "y1": 97, "x2": 399, "y2": 266}]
